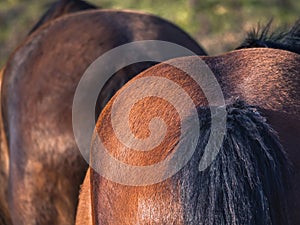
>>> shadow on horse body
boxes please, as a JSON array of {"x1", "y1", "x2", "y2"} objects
[
  {"x1": 77, "y1": 23, "x2": 300, "y2": 225},
  {"x1": 1, "y1": 8, "x2": 206, "y2": 225}
]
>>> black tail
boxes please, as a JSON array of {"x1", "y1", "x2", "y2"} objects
[
  {"x1": 179, "y1": 100, "x2": 291, "y2": 225},
  {"x1": 237, "y1": 19, "x2": 300, "y2": 54},
  {"x1": 29, "y1": 0, "x2": 98, "y2": 34}
]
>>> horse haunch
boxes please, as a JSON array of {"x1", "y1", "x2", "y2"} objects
[
  {"x1": 2, "y1": 9, "x2": 206, "y2": 225},
  {"x1": 0, "y1": 2, "x2": 98, "y2": 225},
  {"x1": 86, "y1": 48, "x2": 299, "y2": 225}
]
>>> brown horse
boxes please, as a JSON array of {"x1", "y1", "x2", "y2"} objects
[
  {"x1": 0, "y1": 1, "x2": 97, "y2": 224},
  {"x1": 1, "y1": 8, "x2": 206, "y2": 225},
  {"x1": 76, "y1": 24, "x2": 300, "y2": 224}
]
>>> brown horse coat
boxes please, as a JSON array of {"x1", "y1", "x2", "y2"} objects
[
  {"x1": 2, "y1": 9, "x2": 206, "y2": 225},
  {"x1": 0, "y1": 1, "x2": 97, "y2": 224},
  {"x1": 77, "y1": 48, "x2": 299, "y2": 224}
]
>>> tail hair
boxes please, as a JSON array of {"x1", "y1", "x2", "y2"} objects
[
  {"x1": 237, "y1": 19, "x2": 300, "y2": 54},
  {"x1": 180, "y1": 100, "x2": 291, "y2": 225}
]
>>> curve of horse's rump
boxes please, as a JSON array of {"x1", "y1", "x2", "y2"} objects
[
  {"x1": 78, "y1": 23, "x2": 300, "y2": 225},
  {"x1": 0, "y1": 0, "x2": 299, "y2": 224}
]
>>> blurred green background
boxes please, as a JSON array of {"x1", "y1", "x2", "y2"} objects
[{"x1": 0, "y1": 0, "x2": 299, "y2": 67}]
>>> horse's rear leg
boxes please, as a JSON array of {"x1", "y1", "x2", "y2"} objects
[{"x1": 8, "y1": 141, "x2": 86, "y2": 225}]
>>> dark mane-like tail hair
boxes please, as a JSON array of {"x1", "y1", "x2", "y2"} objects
[
  {"x1": 236, "y1": 19, "x2": 300, "y2": 54},
  {"x1": 29, "y1": 0, "x2": 98, "y2": 34},
  {"x1": 179, "y1": 100, "x2": 291, "y2": 225}
]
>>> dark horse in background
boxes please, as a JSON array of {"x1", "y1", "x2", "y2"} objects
[
  {"x1": 0, "y1": 1, "x2": 97, "y2": 224},
  {"x1": 76, "y1": 21, "x2": 300, "y2": 225},
  {"x1": 1, "y1": 2, "x2": 207, "y2": 225}
]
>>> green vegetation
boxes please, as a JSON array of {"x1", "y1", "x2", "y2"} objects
[{"x1": 0, "y1": 0, "x2": 299, "y2": 67}]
